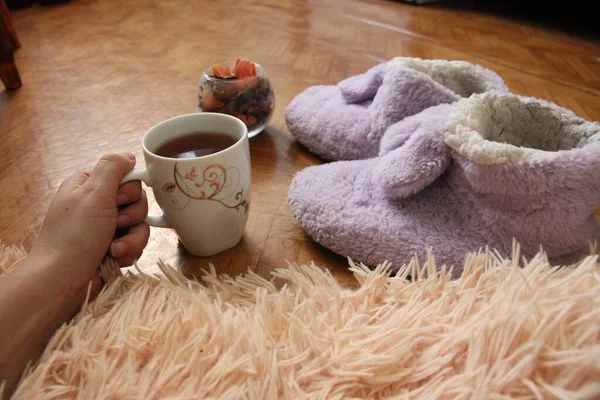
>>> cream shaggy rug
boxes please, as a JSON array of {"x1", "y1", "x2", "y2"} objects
[{"x1": 1, "y1": 243, "x2": 600, "y2": 399}]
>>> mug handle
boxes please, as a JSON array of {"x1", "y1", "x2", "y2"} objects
[{"x1": 121, "y1": 169, "x2": 172, "y2": 228}]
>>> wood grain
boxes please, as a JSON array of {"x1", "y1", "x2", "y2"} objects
[{"x1": 1, "y1": 0, "x2": 599, "y2": 285}]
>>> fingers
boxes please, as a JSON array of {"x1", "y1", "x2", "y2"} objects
[
  {"x1": 117, "y1": 181, "x2": 142, "y2": 205},
  {"x1": 87, "y1": 153, "x2": 136, "y2": 194},
  {"x1": 113, "y1": 255, "x2": 140, "y2": 268},
  {"x1": 117, "y1": 191, "x2": 148, "y2": 227},
  {"x1": 109, "y1": 222, "x2": 150, "y2": 264},
  {"x1": 61, "y1": 170, "x2": 91, "y2": 191}
]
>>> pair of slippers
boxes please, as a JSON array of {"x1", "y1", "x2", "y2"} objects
[{"x1": 285, "y1": 57, "x2": 600, "y2": 276}]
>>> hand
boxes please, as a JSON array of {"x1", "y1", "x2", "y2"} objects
[
  {"x1": 32, "y1": 153, "x2": 150, "y2": 288},
  {"x1": 0, "y1": 153, "x2": 151, "y2": 399}
]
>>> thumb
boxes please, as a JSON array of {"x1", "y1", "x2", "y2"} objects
[{"x1": 87, "y1": 153, "x2": 136, "y2": 193}]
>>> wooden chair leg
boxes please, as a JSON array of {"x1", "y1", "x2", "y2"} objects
[
  {"x1": 0, "y1": 0, "x2": 20, "y2": 49},
  {"x1": 0, "y1": 51, "x2": 22, "y2": 89}
]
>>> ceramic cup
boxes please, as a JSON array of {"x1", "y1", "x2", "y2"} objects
[{"x1": 121, "y1": 113, "x2": 251, "y2": 256}]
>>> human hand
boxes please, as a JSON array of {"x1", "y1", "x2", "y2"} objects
[{"x1": 31, "y1": 153, "x2": 150, "y2": 289}]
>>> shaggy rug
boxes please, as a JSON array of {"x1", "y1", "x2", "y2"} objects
[{"x1": 1, "y1": 242, "x2": 600, "y2": 399}]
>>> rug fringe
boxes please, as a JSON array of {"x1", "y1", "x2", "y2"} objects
[{"x1": 2, "y1": 241, "x2": 600, "y2": 399}]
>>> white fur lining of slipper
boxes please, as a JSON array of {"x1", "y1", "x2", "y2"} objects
[
  {"x1": 389, "y1": 57, "x2": 502, "y2": 97},
  {"x1": 445, "y1": 93, "x2": 600, "y2": 165}
]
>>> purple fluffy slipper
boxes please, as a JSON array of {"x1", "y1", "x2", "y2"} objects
[
  {"x1": 285, "y1": 57, "x2": 508, "y2": 161},
  {"x1": 288, "y1": 93, "x2": 600, "y2": 276}
]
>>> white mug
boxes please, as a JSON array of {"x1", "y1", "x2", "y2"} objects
[{"x1": 122, "y1": 113, "x2": 251, "y2": 256}]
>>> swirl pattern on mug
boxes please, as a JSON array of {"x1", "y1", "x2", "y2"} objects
[{"x1": 161, "y1": 163, "x2": 249, "y2": 213}]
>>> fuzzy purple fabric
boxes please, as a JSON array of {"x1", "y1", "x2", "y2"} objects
[
  {"x1": 288, "y1": 93, "x2": 600, "y2": 276},
  {"x1": 285, "y1": 58, "x2": 508, "y2": 161},
  {"x1": 374, "y1": 104, "x2": 453, "y2": 199}
]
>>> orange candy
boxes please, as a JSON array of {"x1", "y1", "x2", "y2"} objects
[
  {"x1": 210, "y1": 59, "x2": 257, "y2": 79},
  {"x1": 233, "y1": 58, "x2": 256, "y2": 78},
  {"x1": 211, "y1": 64, "x2": 233, "y2": 78}
]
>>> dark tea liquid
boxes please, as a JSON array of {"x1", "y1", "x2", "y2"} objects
[{"x1": 155, "y1": 132, "x2": 237, "y2": 158}]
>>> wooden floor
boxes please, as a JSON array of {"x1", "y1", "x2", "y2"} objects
[{"x1": 1, "y1": 0, "x2": 599, "y2": 284}]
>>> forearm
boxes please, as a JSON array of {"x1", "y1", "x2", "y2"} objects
[{"x1": 0, "y1": 251, "x2": 100, "y2": 399}]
